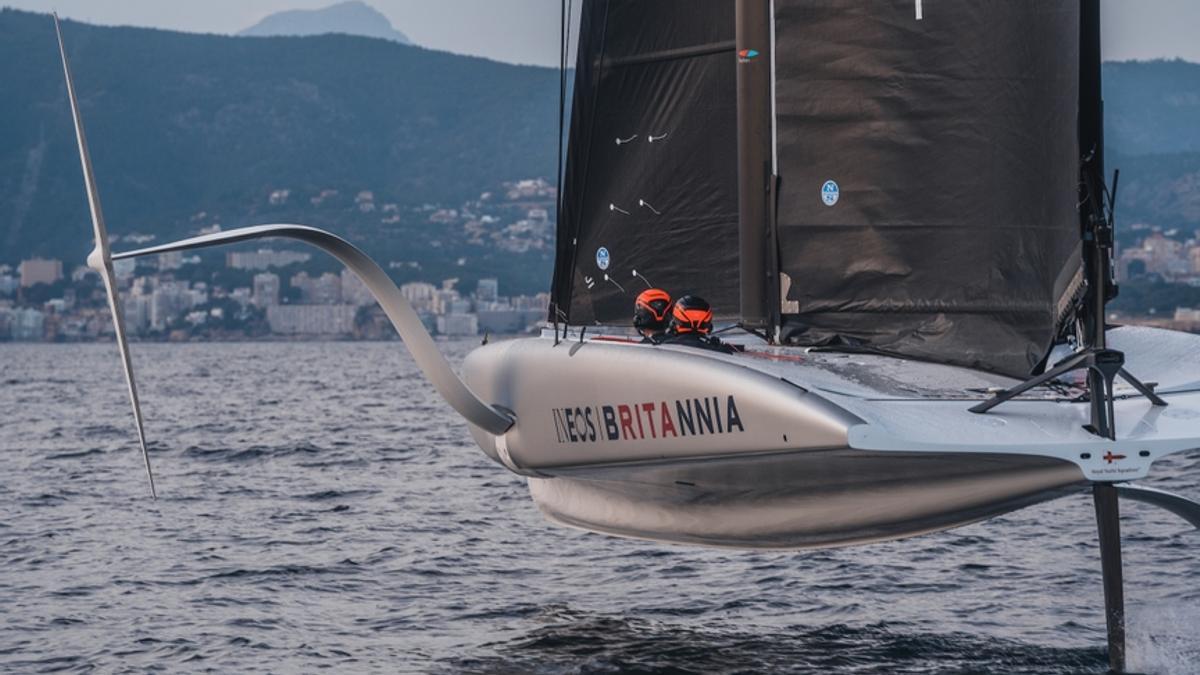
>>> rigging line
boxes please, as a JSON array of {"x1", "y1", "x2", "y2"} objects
[
  {"x1": 563, "y1": 0, "x2": 574, "y2": 151},
  {"x1": 559, "y1": 0, "x2": 600, "y2": 326},
  {"x1": 1108, "y1": 169, "x2": 1120, "y2": 230},
  {"x1": 631, "y1": 269, "x2": 653, "y2": 289},
  {"x1": 561, "y1": 0, "x2": 608, "y2": 323},
  {"x1": 737, "y1": 324, "x2": 772, "y2": 343},
  {"x1": 637, "y1": 199, "x2": 661, "y2": 215},
  {"x1": 769, "y1": 0, "x2": 777, "y2": 174},
  {"x1": 551, "y1": 0, "x2": 574, "y2": 326},
  {"x1": 555, "y1": 0, "x2": 569, "y2": 227},
  {"x1": 603, "y1": 274, "x2": 627, "y2": 294}
]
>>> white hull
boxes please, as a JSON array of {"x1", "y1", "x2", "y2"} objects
[
  {"x1": 462, "y1": 327, "x2": 1200, "y2": 549},
  {"x1": 529, "y1": 449, "x2": 1082, "y2": 549}
]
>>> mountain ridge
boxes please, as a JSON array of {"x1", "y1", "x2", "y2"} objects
[
  {"x1": 3, "y1": 8, "x2": 1200, "y2": 289},
  {"x1": 1105, "y1": 58, "x2": 1200, "y2": 156},
  {"x1": 0, "y1": 8, "x2": 558, "y2": 291},
  {"x1": 239, "y1": 1, "x2": 412, "y2": 44}
]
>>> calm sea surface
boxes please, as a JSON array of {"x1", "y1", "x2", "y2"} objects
[{"x1": 1, "y1": 341, "x2": 1198, "y2": 674}]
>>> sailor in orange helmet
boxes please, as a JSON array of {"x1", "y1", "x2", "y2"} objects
[
  {"x1": 664, "y1": 295, "x2": 736, "y2": 353},
  {"x1": 633, "y1": 288, "x2": 672, "y2": 344}
]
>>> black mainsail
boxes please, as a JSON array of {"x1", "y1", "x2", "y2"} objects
[
  {"x1": 553, "y1": 1, "x2": 1093, "y2": 377},
  {"x1": 773, "y1": 1, "x2": 1084, "y2": 376}
]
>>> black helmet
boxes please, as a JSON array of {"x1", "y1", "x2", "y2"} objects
[
  {"x1": 633, "y1": 288, "x2": 672, "y2": 331},
  {"x1": 669, "y1": 295, "x2": 713, "y2": 335}
]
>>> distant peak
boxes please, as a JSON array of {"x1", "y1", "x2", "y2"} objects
[{"x1": 239, "y1": 2, "x2": 413, "y2": 45}]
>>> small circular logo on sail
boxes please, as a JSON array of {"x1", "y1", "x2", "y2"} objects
[
  {"x1": 821, "y1": 180, "x2": 840, "y2": 207},
  {"x1": 596, "y1": 247, "x2": 611, "y2": 270}
]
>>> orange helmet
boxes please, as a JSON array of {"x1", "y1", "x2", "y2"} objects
[
  {"x1": 670, "y1": 295, "x2": 713, "y2": 334},
  {"x1": 633, "y1": 288, "x2": 672, "y2": 331}
]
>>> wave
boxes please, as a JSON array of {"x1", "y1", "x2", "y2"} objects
[{"x1": 448, "y1": 612, "x2": 1106, "y2": 675}]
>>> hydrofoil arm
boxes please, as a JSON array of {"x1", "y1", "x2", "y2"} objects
[
  {"x1": 1115, "y1": 483, "x2": 1200, "y2": 529},
  {"x1": 113, "y1": 225, "x2": 515, "y2": 436}
]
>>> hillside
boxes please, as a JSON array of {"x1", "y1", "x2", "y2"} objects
[
  {"x1": 239, "y1": 1, "x2": 413, "y2": 44},
  {"x1": 0, "y1": 9, "x2": 558, "y2": 286},
  {"x1": 2, "y1": 8, "x2": 1200, "y2": 292},
  {"x1": 1104, "y1": 59, "x2": 1200, "y2": 156},
  {"x1": 1110, "y1": 150, "x2": 1200, "y2": 233},
  {"x1": 1103, "y1": 59, "x2": 1200, "y2": 237}
]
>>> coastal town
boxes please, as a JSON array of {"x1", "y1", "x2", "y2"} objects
[
  {"x1": 1109, "y1": 224, "x2": 1200, "y2": 329},
  {"x1": 5, "y1": 171, "x2": 1200, "y2": 343},
  {"x1": 0, "y1": 253, "x2": 550, "y2": 342},
  {"x1": 0, "y1": 179, "x2": 555, "y2": 342},
  {"x1": 9, "y1": 221, "x2": 1200, "y2": 342}
]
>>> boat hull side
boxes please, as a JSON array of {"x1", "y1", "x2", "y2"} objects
[
  {"x1": 462, "y1": 337, "x2": 1087, "y2": 549},
  {"x1": 529, "y1": 449, "x2": 1086, "y2": 549},
  {"x1": 461, "y1": 337, "x2": 861, "y2": 470}
]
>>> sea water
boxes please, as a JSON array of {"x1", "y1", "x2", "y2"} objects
[{"x1": 1, "y1": 341, "x2": 1198, "y2": 674}]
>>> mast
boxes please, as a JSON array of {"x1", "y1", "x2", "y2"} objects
[
  {"x1": 1079, "y1": 0, "x2": 1110, "y2": 349},
  {"x1": 735, "y1": 0, "x2": 774, "y2": 330}
]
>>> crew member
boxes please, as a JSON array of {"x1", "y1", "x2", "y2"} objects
[
  {"x1": 664, "y1": 295, "x2": 736, "y2": 353},
  {"x1": 633, "y1": 288, "x2": 672, "y2": 344}
]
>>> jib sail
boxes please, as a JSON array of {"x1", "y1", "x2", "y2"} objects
[{"x1": 550, "y1": 0, "x2": 740, "y2": 325}]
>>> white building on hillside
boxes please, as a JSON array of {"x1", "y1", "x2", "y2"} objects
[{"x1": 267, "y1": 304, "x2": 357, "y2": 335}]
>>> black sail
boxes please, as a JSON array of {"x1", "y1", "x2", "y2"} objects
[
  {"x1": 773, "y1": 1, "x2": 1083, "y2": 376},
  {"x1": 551, "y1": 0, "x2": 740, "y2": 325},
  {"x1": 552, "y1": 1, "x2": 1087, "y2": 378}
]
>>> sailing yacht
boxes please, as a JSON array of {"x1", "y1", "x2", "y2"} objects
[{"x1": 55, "y1": 2, "x2": 1200, "y2": 671}]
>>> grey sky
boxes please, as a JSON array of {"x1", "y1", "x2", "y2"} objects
[
  {"x1": 2, "y1": 1, "x2": 570, "y2": 66},
  {"x1": 3, "y1": 1, "x2": 1198, "y2": 67}
]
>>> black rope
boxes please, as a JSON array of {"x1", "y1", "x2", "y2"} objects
[
  {"x1": 555, "y1": 0, "x2": 571, "y2": 224},
  {"x1": 552, "y1": 0, "x2": 574, "y2": 330}
]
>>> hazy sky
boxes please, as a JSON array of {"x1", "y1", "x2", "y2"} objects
[{"x1": 3, "y1": 0, "x2": 1199, "y2": 67}]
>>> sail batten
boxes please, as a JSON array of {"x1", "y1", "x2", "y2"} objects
[{"x1": 604, "y1": 40, "x2": 736, "y2": 68}]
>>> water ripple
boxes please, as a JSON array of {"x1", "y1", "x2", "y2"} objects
[{"x1": 1, "y1": 341, "x2": 1198, "y2": 673}]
